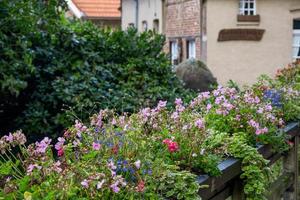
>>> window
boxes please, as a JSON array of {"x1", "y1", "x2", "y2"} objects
[
  {"x1": 153, "y1": 19, "x2": 159, "y2": 32},
  {"x1": 239, "y1": 0, "x2": 256, "y2": 15},
  {"x1": 293, "y1": 20, "x2": 300, "y2": 61},
  {"x1": 187, "y1": 40, "x2": 196, "y2": 59},
  {"x1": 142, "y1": 21, "x2": 148, "y2": 31},
  {"x1": 170, "y1": 41, "x2": 178, "y2": 65},
  {"x1": 293, "y1": 30, "x2": 300, "y2": 61},
  {"x1": 128, "y1": 23, "x2": 135, "y2": 28}
]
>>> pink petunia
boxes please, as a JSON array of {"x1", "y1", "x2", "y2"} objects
[{"x1": 92, "y1": 142, "x2": 101, "y2": 151}]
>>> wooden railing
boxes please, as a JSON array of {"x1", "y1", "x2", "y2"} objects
[{"x1": 198, "y1": 122, "x2": 300, "y2": 200}]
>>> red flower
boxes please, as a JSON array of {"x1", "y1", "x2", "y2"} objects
[
  {"x1": 112, "y1": 145, "x2": 119, "y2": 155},
  {"x1": 167, "y1": 142, "x2": 179, "y2": 152},
  {"x1": 163, "y1": 139, "x2": 179, "y2": 153},
  {"x1": 136, "y1": 180, "x2": 145, "y2": 192},
  {"x1": 163, "y1": 139, "x2": 172, "y2": 145},
  {"x1": 57, "y1": 148, "x2": 64, "y2": 157}
]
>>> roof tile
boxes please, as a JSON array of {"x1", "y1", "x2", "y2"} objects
[{"x1": 73, "y1": 0, "x2": 121, "y2": 18}]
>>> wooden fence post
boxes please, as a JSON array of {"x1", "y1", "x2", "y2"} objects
[
  {"x1": 283, "y1": 136, "x2": 299, "y2": 200},
  {"x1": 232, "y1": 179, "x2": 245, "y2": 200}
]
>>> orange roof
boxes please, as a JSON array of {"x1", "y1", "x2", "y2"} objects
[{"x1": 73, "y1": 0, "x2": 121, "y2": 19}]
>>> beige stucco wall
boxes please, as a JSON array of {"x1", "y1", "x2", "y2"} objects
[
  {"x1": 121, "y1": 0, "x2": 163, "y2": 33},
  {"x1": 121, "y1": 0, "x2": 137, "y2": 30},
  {"x1": 138, "y1": 0, "x2": 163, "y2": 32},
  {"x1": 206, "y1": 0, "x2": 300, "y2": 85}
]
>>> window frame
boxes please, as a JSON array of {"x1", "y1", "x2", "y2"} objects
[
  {"x1": 186, "y1": 39, "x2": 196, "y2": 59},
  {"x1": 142, "y1": 21, "x2": 148, "y2": 31},
  {"x1": 239, "y1": 0, "x2": 256, "y2": 16},
  {"x1": 293, "y1": 30, "x2": 300, "y2": 61},
  {"x1": 153, "y1": 19, "x2": 159, "y2": 32},
  {"x1": 170, "y1": 40, "x2": 178, "y2": 65}
]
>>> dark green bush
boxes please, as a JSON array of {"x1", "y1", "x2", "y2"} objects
[{"x1": 0, "y1": 0, "x2": 193, "y2": 140}]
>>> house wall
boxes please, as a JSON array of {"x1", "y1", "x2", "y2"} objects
[
  {"x1": 121, "y1": 0, "x2": 163, "y2": 33},
  {"x1": 165, "y1": 0, "x2": 202, "y2": 61},
  {"x1": 91, "y1": 19, "x2": 121, "y2": 30},
  {"x1": 121, "y1": 0, "x2": 137, "y2": 30},
  {"x1": 206, "y1": 0, "x2": 300, "y2": 85}
]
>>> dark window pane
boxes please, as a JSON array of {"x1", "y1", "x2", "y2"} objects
[{"x1": 294, "y1": 20, "x2": 300, "y2": 30}]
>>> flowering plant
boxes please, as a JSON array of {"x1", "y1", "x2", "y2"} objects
[{"x1": 0, "y1": 63, "x2": 299, "y2": 199}]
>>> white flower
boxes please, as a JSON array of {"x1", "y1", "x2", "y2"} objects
[
  {"x1": 134, "y1": 160, "x2": 141, "y2": 169},
  {"x1": 97, "y1": 179, "x2": 105, "y2": 189}
]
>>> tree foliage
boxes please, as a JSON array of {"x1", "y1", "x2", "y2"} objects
[{"x1": 0, "y1": 0, "x2": 193, "y2": 139}]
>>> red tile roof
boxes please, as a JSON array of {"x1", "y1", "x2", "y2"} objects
[{"x1": 73, "y1": 0, "x2": 121, "y2": 19}]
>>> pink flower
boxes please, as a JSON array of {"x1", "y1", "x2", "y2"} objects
[
  {"x1": 92, "y1": 142, "x2": 101, "y2": 151},
  {"x1": 176, "y1": 105, "x2": 185, "y2": 112},
  {"x1": 257, "y1": 107, "x2": 264, "y2": 114},
  {"x1": 107, "y1": 161, "x2": 117, "y2": 170},
  {"x1": 171, "y1": 112, "x2": 179, "y2": 120},
  {"x1": 201, "y1": 91, "x2": 210, "y2": 99},
  {"x1": 75, "y1": 120, "x2": 87, "y2": 137},
  {"x1": 136, "y1": 180, "x2": 145, "y2": 192},
  {"x1": 27, "y1": 164, "x2": 42, "y2": 175},
  {"x1": 141, "y1": 108, "x2": 151, "y2": 118},
  {"x1": 175, "y1": 98, "x2": 183, "y2": 106},
  {"x1": 81, "y1": 179, "x2": 89, "y2": 188},
  {"x1": 163, "y1": 139, "x2": 172, "y2": 145},
  {"x1": 35, "y1": 137, "x2": 52, "y2": 154},
  {"x1": 265, "y1": 104, "x2": 273, "y2": 111},
  {"x1": 156, "y1": 100, "x2": 167, "y2": 111},
  {"x1": 235, "y1": 115, "x2": 241, "y2": 121},
  {"x1": 111, "y1": 118, "x2": 117, "y2": 125},
  {"x1": 248, "y1": 119, "x2": 259, "y2": 129},
  {"x1": 206, "y1": 104, "x2": 212, "y2": 111},
  {"x1": 55, "y1": 137, "x2": 65, "y2": 150},
  {"x1": 195, "y1": 118, "x2": 205, "y2": 129},
  {"x1": 110, "y1": 182, "x2": 120, "y2": 193},
  {"x1": 4, "y1": 133, "x2": 13, "y2": 143},
  {"x1": 52, "y1": 161, "x2": 62, "y2": 173}
]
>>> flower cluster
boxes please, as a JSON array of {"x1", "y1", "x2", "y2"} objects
[
  {"x1": 163, "y1": 139, "x2": 179, "y2": 153},
  {"x1": 1, "y1": 63, "x2": 299, "y2": 199}
]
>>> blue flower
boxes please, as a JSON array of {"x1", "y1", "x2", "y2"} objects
[{"x1": 263, "y1": 89, "x2": 282, "y2": 107}]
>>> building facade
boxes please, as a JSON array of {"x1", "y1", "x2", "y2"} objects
[
  {"x1": 121, "y1": 0, "x2": 203, "y2": 65},
  {"x1": 202, "y1": 0, "x2": 300, "y2": 85},
  {"x1": 67, "y1": 0, "x2": 121, "y2": 29},
  {"x1": 165, "y1": 0, "x2": 202, "y2": 65},
  {"x1": 121, "y1": 0, "x2": 164, "y2": 33}
]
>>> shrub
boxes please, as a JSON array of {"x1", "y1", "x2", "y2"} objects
[{"x1": 0, "y1": 0, "x2": 193, "y2": 139}]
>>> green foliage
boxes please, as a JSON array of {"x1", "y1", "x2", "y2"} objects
[
  {"x1": 0, "y1": 0, "x2": 193, "y2": 138},
  {"x1": 156, "y1": 165, "x2": 201, "y2": 200},
  {"x1": 227, "y1": 132, "x2": 269, "y2": 200}
]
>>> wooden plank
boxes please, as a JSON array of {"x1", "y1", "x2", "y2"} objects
[
  {"x1": 210, "y1": 185, "x2": 233, "y2": 200},
  {"x1": 266, "y1": 172, "x2": 294, "y2": 200},
  {"x1": 198, "y1": 158, "x2": 241, "y2": 199}
]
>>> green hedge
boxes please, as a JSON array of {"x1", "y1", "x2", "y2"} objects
[{"x1": 0, "y1": 0, "x2": 193, "y2": 139}]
